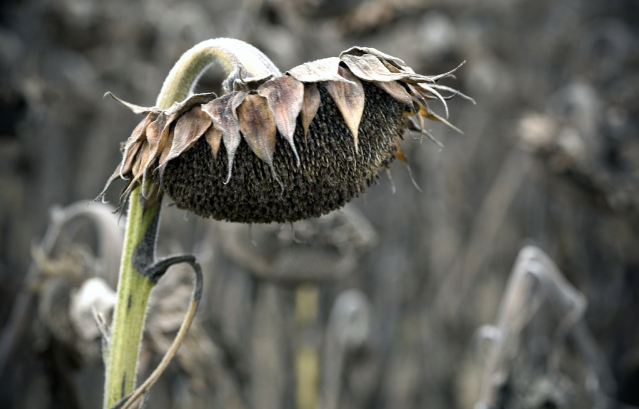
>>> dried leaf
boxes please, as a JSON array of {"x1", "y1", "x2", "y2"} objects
[
  {"x1": 375, "y1": 81, "x2": 413, "y2": 107},
  {"x1": 204, "y1": 126, "x2": 223, "y2": 159},
  {"x1": 159, "y1": 106, "x2": 212, "y2": 168},
  {"x1": 155, "y1": 92, "x2": 218, "y2": 161},
  {"x1": 139, "y1": 113, "x2": 170, "y2": 172},
  {"x1": 341, "y1": 53, "x2": 436, "y2": 84},
  {"x1": 237, "y1": 94, "x2": 284, "y2": 192},
  {"x1": 132, "y1": 113, "x2": 172, "y2": 187},
  {"x1": 163, "y1": 92, "x2": 218, "y2": 117},
  {"x1": 202, "y1": 92, "x2": 243, "y2": 183},
  {"x1": 133, "y1": 141, "x2": 150, "y2": 177},
  {"x1": 340, "y1": 46, "x2": 407, "y2": 70},
  {"x1": 301, "y1": 83, "x2": 321, "y2": 141},
  {"x1": 287, "y1": 57, "x2": 354, "y2": 84},
  {"x1": 121, "y1": 114, "x2": 154, "y2": 178},
  {"x1": 104, "y1": 92, "x2": 160, "y2": 116},
  {"x1": 258, "y1": 75, "x2": 304, "y2": 165},
  {"x1": 96, "y1": 162, "x2": 122, "y2": 202},
  {"x1": 126, "y1": 115, "x2": 151, "y2": 147},
  {"x1": 237, "y1": 94, "x2": 277, "y2": 164},
  {"x1": 121, "y1": 140, "x2": 142, "y2": 176},
  {"x1": 233, "y1": 73, "x2": 275, "y2": 91},
  {"x1": 145, "y1": 113, "x2": 169, "y2": 147},
  {"x1": 325, "y1": 67, "x2": 365, "y2": 150},
  {"x1": 121, "y1": 140, "x2": 151, "y2": 198},
  {"x1": 231, "y1": 91, "x2": 249, "y2": 115},
  {"x1": 158, "y1": 129, "x2": 175, "y2": 166}
]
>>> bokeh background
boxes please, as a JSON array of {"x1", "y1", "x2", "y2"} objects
[{"x1": 1, "y1": 0, "x2": 638, "y2": 408}]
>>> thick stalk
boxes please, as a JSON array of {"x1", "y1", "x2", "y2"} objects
[
  {"x1": 103, "y1": 38, "x2": 281, "y2": 409},
  {"x1": 103, "y1": 190, "x2": 158, "y2": 408}
]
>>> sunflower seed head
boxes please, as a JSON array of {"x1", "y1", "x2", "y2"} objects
[{"x1": 101, "y1": 39, "x2": 471, "y2": 221}]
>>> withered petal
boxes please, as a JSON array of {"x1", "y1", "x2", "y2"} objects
[
  {"x1": 159, "y1": 106, "x2": 212, "y2": 169},
  {"x1": 204, "y1": 126, "x2": 223, "y2": 159},
  {"x1": 104, "y1": 92, "x2": 160, "y2": 116},
  {"x1": 258, "y1": 75, "x2": 304, "y2": 166},
  {"x1": 325, "y1": 67, "x2": 365, "y2": 150},
  {"x1": 287, "y1": 57, "x2": 354, "y2": 84},
  {"x1": 374, "y1": 81, "x2": 413, "y2": 107},
  {"x1": 201, "y1": 92, "x2": 243, "y2": 183},
  {"x1": 301, "y1": 83, "x2": 321, "y2": 142}
]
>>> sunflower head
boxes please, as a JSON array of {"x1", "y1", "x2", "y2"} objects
[{"x1": 100, "y1": 39, "x2": 472, "y2": 223}]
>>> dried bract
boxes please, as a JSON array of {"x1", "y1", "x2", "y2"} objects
[{"x1": 100, "y1": 40, "x2": 472, "y2": 223}]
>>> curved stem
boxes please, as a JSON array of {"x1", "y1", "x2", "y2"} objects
[{"x1": 155, "y1": 38, "x2": 281, "y2": 109}]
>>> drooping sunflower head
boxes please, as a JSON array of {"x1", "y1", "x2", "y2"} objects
[{"x1": 100, "y1": 39, "x2": 472, "y2": 223}]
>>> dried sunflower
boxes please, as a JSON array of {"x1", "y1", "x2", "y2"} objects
[{"x1": 100, "y1": 38, "x2": 472, "y2": 223}]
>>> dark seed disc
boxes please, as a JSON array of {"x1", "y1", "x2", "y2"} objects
[{"x1": 159, "y1": 82, "x2": 406, "y2": 223}]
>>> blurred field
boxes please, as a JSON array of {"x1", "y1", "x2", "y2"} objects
[{"x1": 1, "y1": 0, "x2": 638, "y2": 408}]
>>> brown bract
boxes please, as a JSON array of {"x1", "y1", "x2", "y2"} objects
[{"x1": 99, "y1": 46, "x2": 472, "y2": 223}]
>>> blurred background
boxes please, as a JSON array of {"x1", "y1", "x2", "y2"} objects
[{"x1": 1, "y1": 0, "x2": 638, "y2": 408}]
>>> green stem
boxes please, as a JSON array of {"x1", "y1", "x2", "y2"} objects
[
  {"x1": 103, "y1": 189, "x2": 158, "y2": 408},
  {"x1": 103, "y1": 38, "x2": 282, "y2": 409}
]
